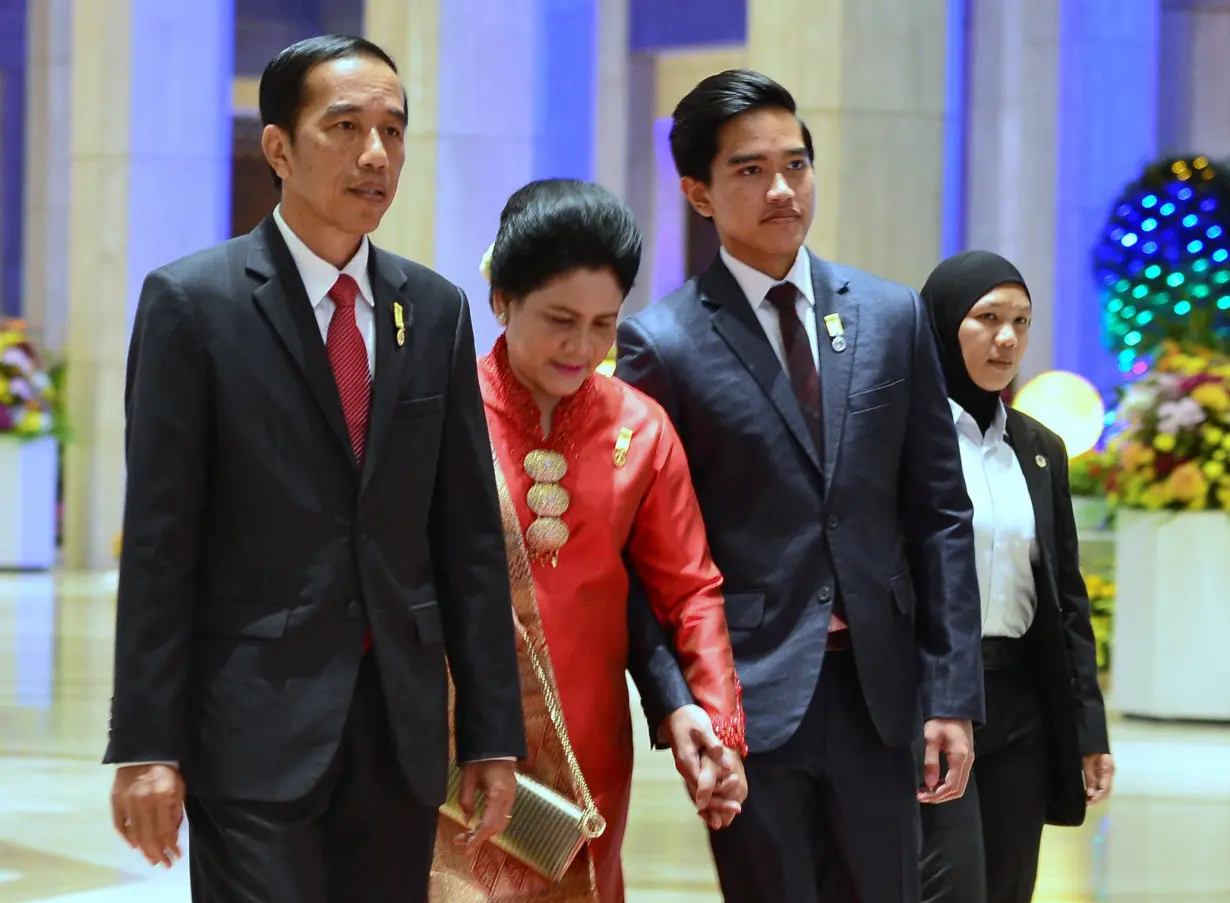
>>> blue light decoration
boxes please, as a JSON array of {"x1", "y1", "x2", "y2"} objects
[{"x1": 1092, "y1": 156, "x2": 1230, "y2": 372}]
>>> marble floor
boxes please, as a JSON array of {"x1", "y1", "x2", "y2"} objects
[{"x1": 0, "y1": 571, "x2": 1227, "y2": 902}]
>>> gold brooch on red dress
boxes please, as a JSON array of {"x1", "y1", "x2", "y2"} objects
[
  {"x1": 523, "y1": 449, "x2": 570, "y2": 566},
  {"x1": 614, "y1": 427, "x2": 633, "y2": 467}
]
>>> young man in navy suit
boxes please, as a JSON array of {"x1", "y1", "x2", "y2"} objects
[{"x1": 620, "y1": 70, "x2": 984, "y2": 903}]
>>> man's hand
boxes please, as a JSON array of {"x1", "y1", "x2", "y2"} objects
[
  {"x1": 454, "y1": 760, "x2": 518, "y2": 851},
  {"x1": 696, "y1": 747, "x2": 747, "y2": 830},
  {"x1": 660, "y1": 704, "x2": 746, "y2": 825},
  {"x1": 110, "y1": 764, "x2": 185, "y2": 867},
  {"x1": 917, "y1": 718, "x2": 974, "y2": 804},
  {"x1": 1083, "y1": 753, "x2": 1115, "y2": 805}
]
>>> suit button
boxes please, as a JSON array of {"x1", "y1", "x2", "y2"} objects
[
  {"x1": 347, "y1": 600, "x2": 363, "y2": 619},
  {"x1": 826, "y1": 515, "x2": 839, "y2": 530},
  {"x1": 819, "y1": 585, "x2": 833, "y2": 602}
]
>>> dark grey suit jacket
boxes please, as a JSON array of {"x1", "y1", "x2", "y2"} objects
[
  {"x1": 105, "y1": 215, "x2": 526, "y2": 805},
  {"x1": 1004, "y1": 407, "x2": 1110, "y2": 825}
]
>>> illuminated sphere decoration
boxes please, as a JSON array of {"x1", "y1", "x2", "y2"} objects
[
  {"x1": 1093, "y1": 155, "x2": 1230, "y2": 372},
  {"x1": 1012, "y1": 370, "x2": 1106, "y2": 458}
]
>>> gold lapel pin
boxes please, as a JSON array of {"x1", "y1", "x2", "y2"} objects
[
  {"x1": 614, "y1": 427, "x2": 634, "y2": 467},
  {"x1": 823, "y1": 313, "x2": 847, "y2": 352},
  {"x1": 1035, "y1": 454, "x2": 1047, "y2": 468},
  {"x1": 393, "y1": 302, "x2": 406, "y2": 347}
]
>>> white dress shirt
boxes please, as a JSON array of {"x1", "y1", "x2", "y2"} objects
[
  {"x1": 951, "y1": 399, "x2": 1039, "y2": 638},
  {"x1": 720, "y1": 246, "x2": 819, "y2": 370},
  {"x1": 272, "y1": 205, "x2": 377, "y2": 376}
]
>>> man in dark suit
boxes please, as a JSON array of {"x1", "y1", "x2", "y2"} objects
[
  {"x1": 104, "y1": 36, "x2": 525, "y2": 903},
  {"x1": 618, "y1": 70, "x2": 985, "y2": 903}
]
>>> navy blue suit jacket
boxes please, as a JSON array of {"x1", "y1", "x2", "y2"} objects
[{"x1": 619, "y1": 252, "x2": 984, "y2": 752}]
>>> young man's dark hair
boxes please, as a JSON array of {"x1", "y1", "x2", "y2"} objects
[
  {"x1": 258, "y1": 35, "x2": 404, "y2": 189},
  {"x1": 668, "y1": 68, "x2": 815, "y2": 183}
]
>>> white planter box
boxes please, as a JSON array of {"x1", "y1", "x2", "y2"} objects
[
  {"x1": 1071, "y1": 495, "x2": 1109, "y2": 532},
  {"x1": 0, "y1": 435, "x2": 58, "y2": 570},
  {"x1": 1112, "y1": 510, "x2": 1230, "y2": 721}
]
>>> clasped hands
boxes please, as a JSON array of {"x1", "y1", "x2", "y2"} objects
[{"x1": 659, "y1": 705, "x2": 748, "y2": 829}]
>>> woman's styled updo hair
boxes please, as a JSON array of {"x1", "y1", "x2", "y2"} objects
[{"x1": 488, "y1": 178, "x2": 642, "y2": 304}]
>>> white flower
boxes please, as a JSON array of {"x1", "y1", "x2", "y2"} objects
[
  {"x1": 479, "y1": 243, "x2": 495, "y2": 284},
  {"x1": 1156, "y1": 397, "x2": 1206, "y2": 434}
]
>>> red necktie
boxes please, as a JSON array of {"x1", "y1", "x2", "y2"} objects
[
  {"x1": 765, "y1": 283, "x2": 847, "y2": 634},
  {"x1": 327, "y1": 275, "x2": 371, "y2": 464},
  {"x1": 326, "y1": 275, "x2": 373, "y2": 652}
]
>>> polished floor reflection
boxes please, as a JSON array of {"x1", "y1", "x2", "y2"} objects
[{"x1": 0, "y1": 572, "x2": 1227, "y2": 902}]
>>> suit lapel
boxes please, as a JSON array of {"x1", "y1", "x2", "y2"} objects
[
  {"x1": 704, "y1": 259, "x2": 823, "y2": 474},
  {"x1": 247, "y1": 217, "x2": 355, "y2": 468},
  {"x1": 360, "y1": 247, "x2": 413, "y2": 491},
  {"x1": 810, "y1": 254, "x2": 857, "y2": 497},
  {"x1": 1007, "y1": 409, "x2": 1057, "y2": 590}
]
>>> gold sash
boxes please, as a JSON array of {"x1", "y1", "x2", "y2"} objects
[{"x1": 429, "y1": 446, "x2": 603, "y2": 902}]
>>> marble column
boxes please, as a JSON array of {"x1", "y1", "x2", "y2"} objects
[
  {"x1": 368, "y1": 0, "x2": 615, "y2": 354},
  {"x1": 963, "y1": 0, "x2": 1062, "y2": 385},
  {"x1": 745, "y1": 0, "x2": 952, "y2": 289},
  {"x1": 21, "y1": 0, "x2": 70, "y2": 352},
  {"x1": 1158, "y1": 3, "x2": 1230, "y2": 159},
  {"x1": 54, "y1": 0, "x2": 233, "y2": 569}
]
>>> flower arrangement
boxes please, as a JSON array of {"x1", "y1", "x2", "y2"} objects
[
  {"x1": 1083, "y1": 571, "x2": 1115, "y2": 671},
  {"x1": 1069, "y1": 448, "x2": 1114, "y2": 498},
  {"x1": 0, "y1": 319, "x2": 59, "y2": 439},
  {"x1": 1104, "y1": 340, "x2": 1230, "y2": 511}
]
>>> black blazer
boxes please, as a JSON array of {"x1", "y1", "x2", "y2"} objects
[
  {"x1": 618, "y1": 253, "x2": 984, "y2": 753},
  {"x1": 1005, "y1": 407, "x2": 1111, "y2": 826},
  {"x1": 104, "y1": 215, "x2": 526, "y2": 806}
]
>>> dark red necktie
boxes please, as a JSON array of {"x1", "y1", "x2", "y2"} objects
[
  {"x1": 765, "y1": 283, "x2": 847, "y2": 633},
  {"x1": 326, "y1": 275, "x2": 373, "y2": 652},
  {"x1": 766, "y1": 283, "x2": 823, "y2": 455},
  {"x1": 326, "y1": 275, "x2": 371, "y2": 463}
]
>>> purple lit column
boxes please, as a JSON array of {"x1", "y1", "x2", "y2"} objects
[
  {"x1": 1053, "y1": 0, "x2": 1160, "y2": 394},
  {"x1": 0, "y1": 0, "x2": 26, "y2": 318}
]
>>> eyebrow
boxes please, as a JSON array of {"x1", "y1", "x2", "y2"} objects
[
  {"x1": 726, "y1": 147, "x2": 809, "y2": 166},
  {"x1": 323, "y1": 101, "x2": 408, "y2": 124}
]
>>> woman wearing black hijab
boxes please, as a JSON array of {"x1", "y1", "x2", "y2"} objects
[{"x1": 917, "y1": 251, "x2": 1115, "y2": 903}]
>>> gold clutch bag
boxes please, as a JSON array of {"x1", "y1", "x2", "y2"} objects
[{"x1": 440, "y1": 761, "x2": 605, "y2": 882}]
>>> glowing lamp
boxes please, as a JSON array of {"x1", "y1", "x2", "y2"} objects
[{"x1": 1012, "y1": 371, "x2": 1105, "y2": 457}]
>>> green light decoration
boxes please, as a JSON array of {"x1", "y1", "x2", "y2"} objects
[{"x1": 1093, "y1": 155, "x2": 1230, "y2": 371}]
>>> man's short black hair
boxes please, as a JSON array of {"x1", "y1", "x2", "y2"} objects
[
  {"x1": 258, "y1": 35, "x2": 403, "y2": 189},
  {"x1": 669, "y1": 68, "x2": 815, "y2": 184},
  {"x1": 489, "y1": 179, "x2": 642, "y2": 303}
]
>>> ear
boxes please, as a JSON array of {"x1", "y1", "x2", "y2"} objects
[
  {"x1": 681, "y1": 176, "x2": 715, "y2": 219},
  {"x1": 261, "y1": 124, "x2": 294, "y2": 184},
  {"x1": 491, "y1": 289, "x2": 511, "y2": 321}
]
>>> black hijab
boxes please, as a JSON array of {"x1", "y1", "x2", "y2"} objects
[{"x1": 920, "y1": 250, "x2": 1031, "y2": 436}]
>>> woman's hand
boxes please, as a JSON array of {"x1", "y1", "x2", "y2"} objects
[{"x1": 1083, "y1": 753, "x2": 1115, "y2": 805}]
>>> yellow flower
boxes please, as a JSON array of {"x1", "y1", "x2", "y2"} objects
[
  {"x1": 1141, "y1": 483, "x2": 1172, "y2": 509},
  {"x1": 1167, "y1": 461, "x2": 1208, "y2": 504},
  {"x1": 1205, "y1": 426, "x2": 1225, "y2": 446},
  {"x1": 1192, "y1": 383, "x2": 1230, "y2": 413},
  {"x1": 1154, "y1": 433, "x2": 1177, "y2": 453},
  {"x1": 1204, "y1": 460, "x2": 1226, "y2": 482},
  {"x1": 1121, "y1": 442, "x2": 1155, "y2": 469},
  {"x1": 1218, "y1": 485, "x2": 1230, "y2": 509}
]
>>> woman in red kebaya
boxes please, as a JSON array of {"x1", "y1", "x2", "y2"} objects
[{"x1": 430, "y1": 178, "x2": 747, "y2": 903}]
